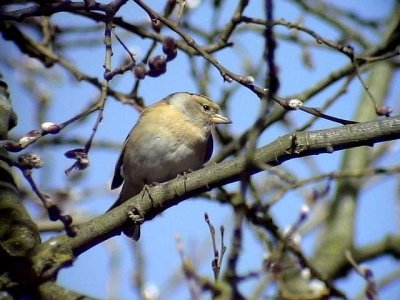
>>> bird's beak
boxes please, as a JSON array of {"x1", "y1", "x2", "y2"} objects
[{"x1": 211, "y1": 113, "x2": 232, "y2": 124}]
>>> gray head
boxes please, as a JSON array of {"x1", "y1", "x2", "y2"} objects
[{"x1": 166, "y1": 92, "x2": 231, "y2": 129}]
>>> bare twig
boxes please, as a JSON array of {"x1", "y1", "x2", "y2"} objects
[
  {"x1": 204, "y1": 213, "x2": 226, "y2": 281},
  {"x1": 15, "y1": 153, "x2": 76, "y2": 237}
]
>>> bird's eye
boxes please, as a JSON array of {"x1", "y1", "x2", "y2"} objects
[{"x1": 203, "y1": 104, "x2": 210, "y2": 111}]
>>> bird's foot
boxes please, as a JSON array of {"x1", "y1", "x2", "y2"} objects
[
  {"x1": 174, "y1": 172, "x2": 189, "y2": 196},
  {"x1": 121, "y1": 206, "x2": 143, "y2": 240},
  {"x1": 141, "y1": 183, "x2": 163, "y2": 207},
  {"x1": 127, "y1": 206, "x2": 144, "y2": 224}
]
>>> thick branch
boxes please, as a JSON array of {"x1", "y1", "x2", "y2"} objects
[
  {"x1": 37, "y1": 281, "x2": 97, "y2": 300},
  {"x1": 0, "y1": 78, "x2": 41, "y2": 297},
  {"x1": 0, "y1": 79, "x2": 40, "y2": 258}
]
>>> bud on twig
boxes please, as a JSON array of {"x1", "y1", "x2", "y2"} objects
[
  {"x1": 147, "y1": 55, "x2": 167, "y2": 77},
  {"x1": 0, "y1": 140, "x2": 22, "y2": 152},
  {"x1": 18, "y1": 153, "x2": 44, "y2": 169},
  {"x1": 41, "y1": 122, "x2": 61, "y2": 134},
  {"x1": 288, "y1": 99, "x2": 303, "y2": 109},
  {"x1": 162, "y1": 37, "x2": 178, "y2": 61},
  {"x1": 64, "y1": 148, "x2": 90, "y2": 171},
  {"x1": 375, "y1": 105, "x2": 393, "y2": 117},
  {"x1": 151, "y1": 19, "x2": 162, "y2": 32},
  {"x1": 133, "y1": 63, "x2": 147, "y2": 80}
]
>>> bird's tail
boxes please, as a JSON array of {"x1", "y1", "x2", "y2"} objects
[{"x1": 107, "y1": 185, "x2": 141, "y2": 241}]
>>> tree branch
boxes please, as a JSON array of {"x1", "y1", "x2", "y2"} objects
[{"x1": 0, "y1": 79, "x2": 41, "y2": 257}]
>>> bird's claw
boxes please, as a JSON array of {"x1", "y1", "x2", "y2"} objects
[
  {"x1": 141, "y1": 183, "x2": 163, "y2": 207},
  {"x1": 174, "y1": 172, "x2": 189, "y2": 196},
  {"x1": 127, "y1": 206, "x2": 144, "y2": 224}
]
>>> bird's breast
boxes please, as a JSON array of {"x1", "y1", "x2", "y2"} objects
[{"x1": 123, "y1": 130, "x2": 209, "y2": 185}]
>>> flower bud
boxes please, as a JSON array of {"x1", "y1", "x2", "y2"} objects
[
  {"x1": 0, "y1": 140, "x2": 22, "y2": 152},
  {"x1": 376, "y1": 105, "x2": 393, "y2": 117},
  {"x1": 18, "y1": 153, "x2": 44, "y2": 169},
  {"x1": 77, "y1": 156, "x2": 90, "y2": 170},
  {"x1": 163, "y1": 37, "x2": 176, "y2": 53},
  {"x1": 18, "y1": 136, "x2": 37, "y2": 148},
  {"x1": 26, "y1": 130, "x2": 41, "y2": 137},
  {"x1": 48, "y1": 204, "x2": 61, "y2": 221},
  {"x1": 41, "y1": 122, "x2": 61, "y2": 134},
  {"x1": 246, "y1": 76, "x2": 254, "y2": 83},
  {"x1": 288, "y1": 98, "x2": 303, "y2": 109},
  {"x1": 152, "y1": 19, "x2": 162, "y2": 32},
  {"x1": 147, "y1": 55, "x2": 167, "y2": 77},
  {"x1": 133, "y1": 63, "x2": 147, "y2": 80},
  {"x1": 61, "y1": 214, "x2": 73, "y2": 226},
  {"x1": 166, "y1": 49, "x2": 177, "y2": 61},
  {"x1": 162, "y1": 37, "x2": 178, "y2": 61},
  {"x1": 64, "y1": 148, "x2": 86, "y2": 159}
]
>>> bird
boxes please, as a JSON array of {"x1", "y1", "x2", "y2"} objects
[{"x1": 109, "y1": 92, "x2": 231, "y2": 240}]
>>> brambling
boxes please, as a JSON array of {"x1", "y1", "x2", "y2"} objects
[{"x1": 109, "y1": 92, "x2": 231, "y2": 240}]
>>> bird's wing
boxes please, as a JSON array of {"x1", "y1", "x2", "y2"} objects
[
  {"x1": 204, "y1": 134, "x2": 214, "y2": 163},
  {"x1": 111, "y1": 132, "x2": 130, "y2": 189}
]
